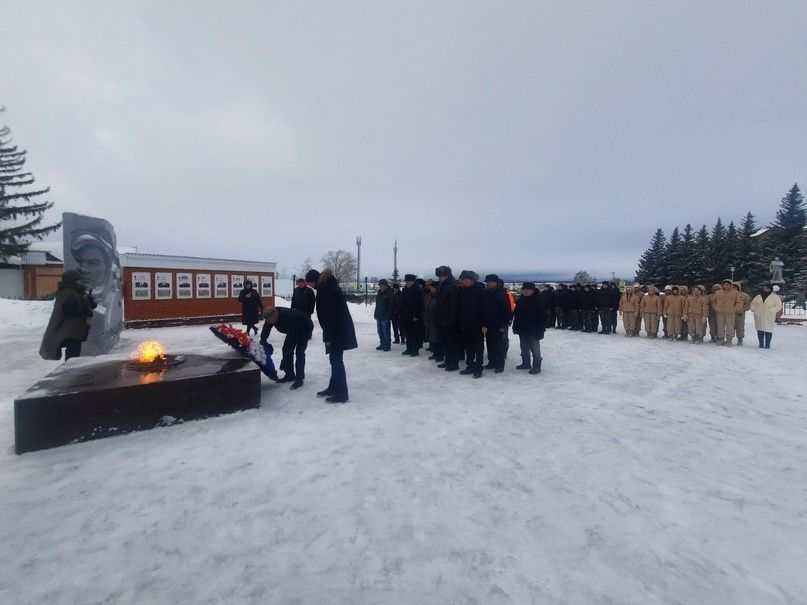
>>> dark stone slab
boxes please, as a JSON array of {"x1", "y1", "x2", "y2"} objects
[{"x1": 14, "y1": 354, "x2": 261, "y2": 454}]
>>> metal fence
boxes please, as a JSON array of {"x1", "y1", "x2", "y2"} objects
[{"x1": 783, "y1": 301, "x2": 806, "y2": 317}]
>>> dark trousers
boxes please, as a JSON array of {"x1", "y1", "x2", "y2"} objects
[
  {"x1": 555, "y1": 307, "x2": 566, "y2": 329},
  {"x1": 599, "y1": 308, "x2": 612, "y2": 333},
  {"x1": 62, "y1": 339, "x2": 82, "y2": 360},
  {"x1": 280, "y1": 334, "x2": 309, "y2": 380},
  {"x1": 485, "y1": 329, "x2": 506, "y2": 370},
  {"x1": 391, "y1": 318, "x2": 402, "y2": 343},
  {"x1": 405, "y1": 319, "x2": 422, "y2": 353},
  {"x1": 518, "y1": 334, "x2": 541, "y2": 366},
  {"x1": 245, "y1": 323, "x2": 258, "y2": 335},
  {"x1": 502, "y1": 328, "x2": 510, "y2": 359},
  {"x1": 442, "y1": 327, "x2": 462, "y2": 369},
  {"x1": 462, "y1": 330, "x2": 485, "y2": 371},
  {"x1": 610, "y1": 309, "x2": 618, "y2": 333},
  {"x1": 429, "y1": 342, "x2": 444, "y2": 360},
  {"x1": 376, "y1": 320, "x2": 391, "y2": 349},
  {"x1": 584, "y1": 310, "x2": 598, "y2": 332},
  {"x1": 757, "y1": 330, "x2": 772, "y2": 349},
  {"x1": 545, "y1": 309, "x2": 554, "y2": 328},
  {"x1": 327, "y1": 348, "x2": 348, "y2": 396},
  {"x1": 568, "y1": 309, "x2": 580, "y2": 329}
]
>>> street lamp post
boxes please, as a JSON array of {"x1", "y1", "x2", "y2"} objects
[
  {"x1": 356, "y1": 236, "x2": 361, "y2": 293},
  {"x1": 364, "y1": 275, "x2": 368, "y2": 305},
  {"x1": 730, "y1": 266, "x2": 735, "y2": 281}
]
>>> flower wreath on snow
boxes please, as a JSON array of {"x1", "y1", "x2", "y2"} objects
[{"x1": 209, "y1": 324, "x2": 279, "y2": 381}]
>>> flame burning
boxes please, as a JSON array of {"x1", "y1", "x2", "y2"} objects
[{"x1": 131, "y1": 341, "x2": 167, "y2": 364}]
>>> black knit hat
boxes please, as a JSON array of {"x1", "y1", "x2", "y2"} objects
[
  {"x1": 404, "y1": 273, "x2": 417, "y2": 282},
  {"x1": 305, "y1": 269, "x2": 320, "y2": 283},
  {"x1": 484, "y1": 274, "x2": 499, "y2": 283},
  {"x1": 378, "y1": 279, "x2": 389, "y2": 286},
  {"x1": 522, "y1": 282, "x2": 536, "y2": 290},
  {"x1": 415, "y1": 278, "x2": 426, "y2": 286}
]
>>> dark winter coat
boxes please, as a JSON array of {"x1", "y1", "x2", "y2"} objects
[
  {"x1": 435, "y1": 276, "x2": 461, "y2": 329},
  {"x1": 39, "y1": 276, "x2": 94, "y2": 360},
  {"x1": 542, "y1": 288, "x2": 555, "y2": 309},
  {"x1": 485, "y1": 286, "x2": 513, "y2": 330},
  {"x1": 238, "y1": 287, "x2": 264, "y2": 325},
  {"x1": 389, "y1": 291, "x2": 402, "y2": 320},
  {"x1": 423, "y1": 295, "x2": 443, "y2": 343},
  {"x1": 554, "y1": 286, "x2": 569, "y2": 309},
  {"x1": 512, "y1": 293, "x2": 546, "y2": 340},
  {"x1": 608, "y1": 286, "x2": 621, "y2": 309},
  {"x1": 315, "y1": 270, "x2": 358, "y2": 351},
  {"x1": 569, "y1": 287, "x2": 582, "y2": 310},
  {"x1": 291, "y1": 286, "x2": 316, "y2": 316},
  {"x1": 400, "y1": 283, "x2": 424, "y2": 322},
  {"x1": 581, "y1": 287, "x2": 596, "y2": 310},
  {"x1": 260, "y1": 307, "x2": 314, "y2": 342},
  {"x1": 595, "y1": 287, "x2": 612, "y2": 309},
  {"x1": 374, "y1": 288, "x2": 394, "y2": 321},
  {"x1": 459, "y1": 282, "x2": 489, "y2": 331}
]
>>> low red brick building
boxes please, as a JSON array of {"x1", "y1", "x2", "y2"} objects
[{"x1": 120, "y1": 253, "x2": 276, "y2": 328}]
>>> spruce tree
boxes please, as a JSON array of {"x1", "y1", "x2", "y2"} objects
[
  {"x1": 679, "y1": 224, "x2": 698, "y2": 286},
  {"x1": 736, "y1": 212, "x2": 766, "y2": 287},
  {"x1": 0, "y1": 110, "x2": 60, "y2": 261},
  {"x1": 693, "y1": 225, "x2": 711, "y2": 285},
  {"x1": 635, "y1": 228, "x2": 666, "y2": 285},
  {"x1": 665, "y1": 226, "x2": 683, "y2": 285},
  {"x1": 767, "y1": 183, "x2": 806, "y2": 284},
  {"x1": 725, "y1": 221, "x2": 739, "y2": 279},
  {"x1": 708, "y1": 217, "x2": 730, "y2": 284}
]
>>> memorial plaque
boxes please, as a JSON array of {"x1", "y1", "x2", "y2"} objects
[{"x1": 63, "y1": 212, "x2": 123, "y2": 355}]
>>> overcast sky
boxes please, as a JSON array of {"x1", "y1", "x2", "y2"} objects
[{"x1": 2, "y1": 1, "x2": 806, "y2": 279}]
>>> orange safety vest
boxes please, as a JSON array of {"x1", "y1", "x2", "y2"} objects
[{"x1": 507, "y1": 290, "x2": 516, "y2": 312}]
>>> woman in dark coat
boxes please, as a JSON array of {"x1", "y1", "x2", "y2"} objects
[
  {"x1": 306, "y1": 268, "x2": 357, "y2": 404},
  {"x1": 512, "y1": 282, "x2": 545, "y2": 374},
  {"x1": 39, "y1": 270, "x2": 96, "y2": 360},
  {"x1": 238, "y1": 280, "x2": 264, "y2": 335}
]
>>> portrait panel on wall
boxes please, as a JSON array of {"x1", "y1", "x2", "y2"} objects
[
  {"x1": 132, "y1": 272, "x2": 151, "y2": 300},
  {"x1": 176, "y1": 272, "x2": 193, "y2": 299},
  {"x1": 246, "y1": 275, "x2": 259, "y2": 291},
  {"x1": 63, "y1": 212, "x2": 123, "y2": 355},
  {"x1": 215, "y1": 274, "x2": 229, "y2": 298},
  {"x1": 260, "y1": 275, "x2": 274, "y2": 298},
  {"x1": 196, "y1": 273, "x2": 211, "y2": 298},
  {"x1": 231, "y1": 274, "x2": 244, "y2": 297},
  {"x1": 155, "y1": 272, "x2": 173, "y2": 300}
]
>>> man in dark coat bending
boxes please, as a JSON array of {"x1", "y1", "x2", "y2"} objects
[
  {"x1": 260, "y1": 306, "x2": 314, "y2": 390},
  {"x1": 306, "y1": 268, "x2": 357, "y2": 403}
]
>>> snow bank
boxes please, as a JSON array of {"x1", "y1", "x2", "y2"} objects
[{"x1": 0, "y1": 301, "x2": 806, "y2": 604}]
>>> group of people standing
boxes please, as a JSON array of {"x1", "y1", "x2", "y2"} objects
[
  {"x1": 535, "y1": 278, "x2": 783, "y2": 348},
  {"x1": 374, "y1": 267, "x2": 546, "y2": 378}
]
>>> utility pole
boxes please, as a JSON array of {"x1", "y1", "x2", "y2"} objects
[
  {"x1": 393, "y1": 239, "x2": 398, "y2": 283},
  {"x1": 356, "y1": 236, "x2": 362, "y2": 292}
]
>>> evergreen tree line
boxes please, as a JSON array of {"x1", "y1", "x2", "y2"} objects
[
  {"x1": 0, "y1": 107, "x2": 60, "y2": 261},
  {"x1": 635, "y1": 184, "x2": 807, "y2": 292}
]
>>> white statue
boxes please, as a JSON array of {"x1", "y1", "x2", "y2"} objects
[{"x1": 769, "y1": 257, "x2": 785, "y2": 283}]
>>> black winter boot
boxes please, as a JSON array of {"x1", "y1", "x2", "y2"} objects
[{"x1": 529, "y1": 360, "x2": 542, "y2": 375}]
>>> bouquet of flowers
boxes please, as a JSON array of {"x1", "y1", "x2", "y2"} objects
[{"x1": 209, "y1": 324, "x2": 279, "y2": 381}]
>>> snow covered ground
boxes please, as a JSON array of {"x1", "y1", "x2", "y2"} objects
[{"x1": 1, "y1": 299, "x2": 806, "y2": 605}]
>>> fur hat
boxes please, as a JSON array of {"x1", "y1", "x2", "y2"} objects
[
  {"x1": 378, "y1": 279, "x2": 389, "y2": 286},
  {"x1": 458, "y1": 270, "x2": 478, "y2": 281},
  {"x1": 61, "y1": 270, "x2": 83, "y2": 285},
  {"x1": 522, "y1": 282, "x2": 536, "y2": 290},
  {"x1": 435, "y1": 266, "x2": 452, "y2": 277},
  {"x1": 484, "y1": 274, "x2": 499, "y2": 283},
  {"x1": 404, "y1": 274, "x2": 417, "y2": 282}
]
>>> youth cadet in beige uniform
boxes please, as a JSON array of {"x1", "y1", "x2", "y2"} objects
[
  {"x1": 618, "y1": 287, "x2": 640, "y2": 337},
  {"x1": 684, "y1": 285, "x2": 710, "y2": 343},
  {"x1": 663, "y1": 286, "x2": 685, "y2": 341},
  {"x1": 713, "y1": 279, "x2": 743, "y2": 345},
  {"x1": 640, "y1": 286, "x2": 663, "y2": 338}
]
